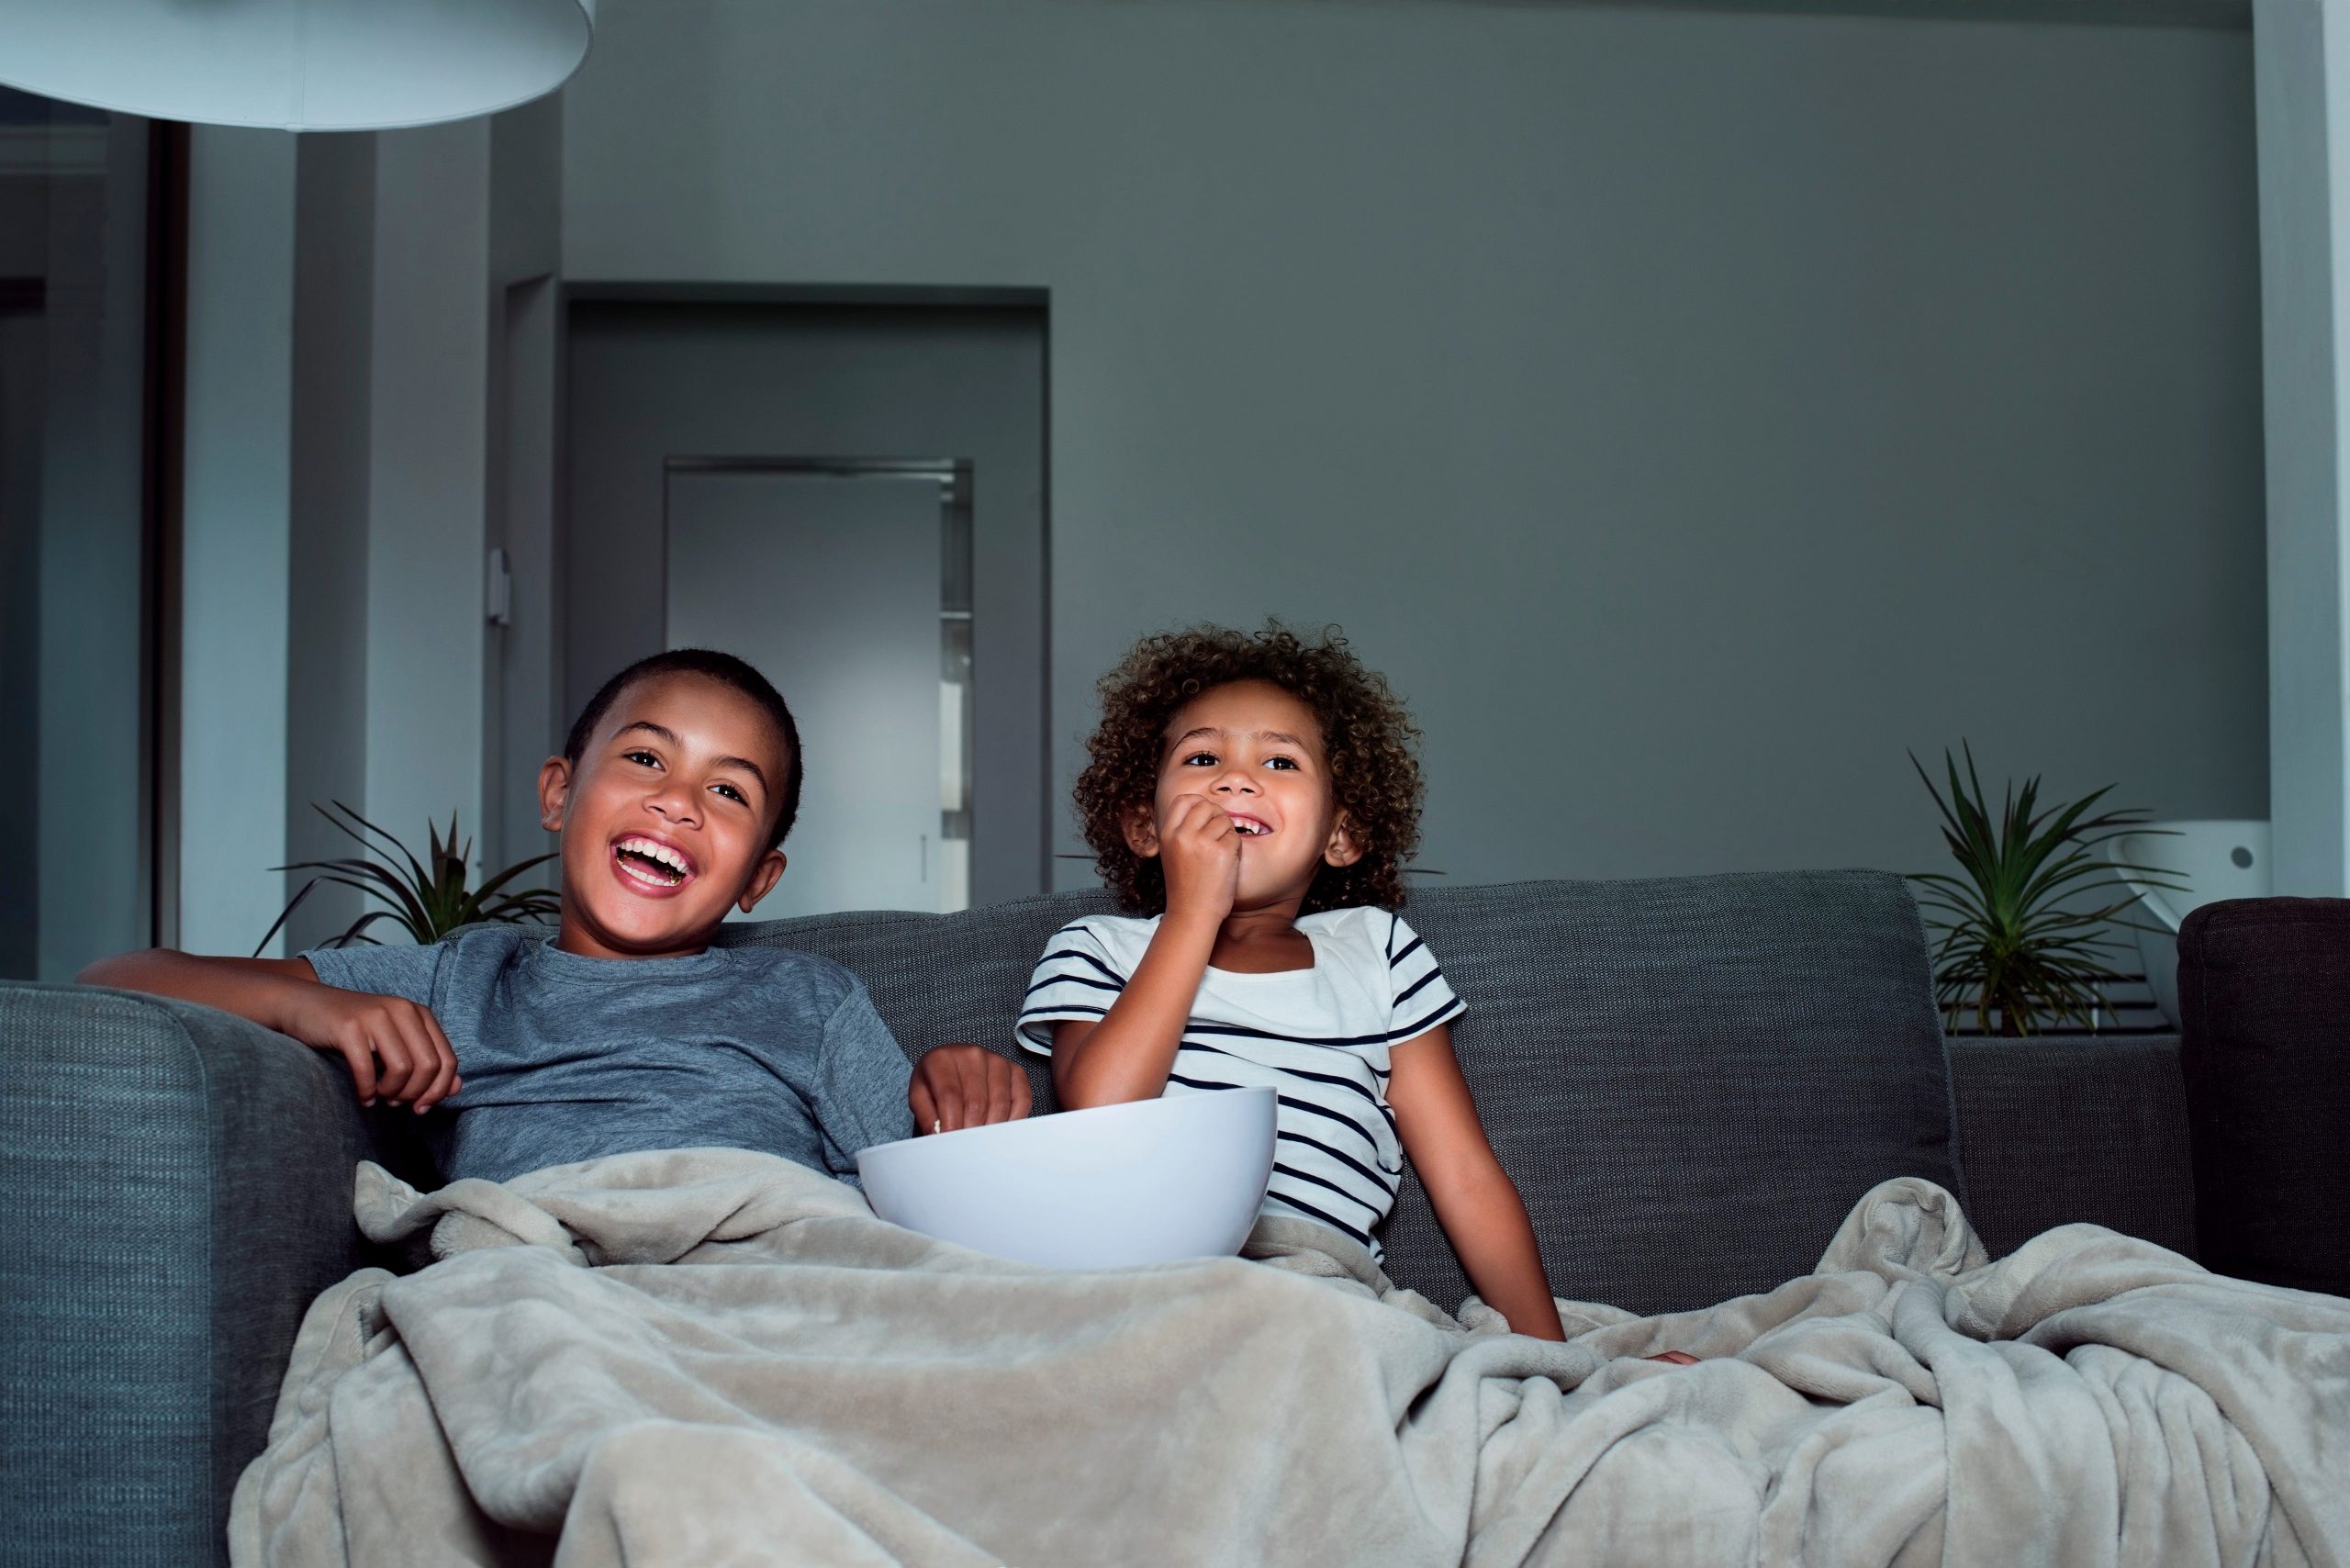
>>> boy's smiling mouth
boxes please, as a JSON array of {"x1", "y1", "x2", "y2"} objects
[
  {"x1": 1226, "y1": 812, "x2": 1273, "y2": 837},
  {"x1": 611, "y1": 834, "x2": 698, "y2": 892}
]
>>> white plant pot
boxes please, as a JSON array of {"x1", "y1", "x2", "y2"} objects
[{"x1": 2109, "y1": 820, "x2": 2270, "y2": 1028}]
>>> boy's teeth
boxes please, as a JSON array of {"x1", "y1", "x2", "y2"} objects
[
  {"x1": 617, "y1": 838, "x2": 689, "y2": 881},
  {"x1": 619, "y1": 837, "x2": 688, "y2": 873}
]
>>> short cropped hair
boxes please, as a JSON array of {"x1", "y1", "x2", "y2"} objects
[
  {"x1": 1074, "y1": 622, "x2": 1425, "y2": 915},
  {"x1": 564, "y1": 649, "x2": 805, "y2": 848}
]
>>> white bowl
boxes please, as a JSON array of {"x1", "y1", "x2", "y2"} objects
[{"x1": 856, "y1": 1086, "x2": 1276, "y2": 1270}]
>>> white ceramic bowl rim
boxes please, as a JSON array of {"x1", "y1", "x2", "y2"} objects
[{"x1": 870, "y1": 1083, "x2": 1277, "y2": 1154}]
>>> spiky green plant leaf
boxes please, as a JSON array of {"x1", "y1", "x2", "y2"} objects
[
  {"x1": 1906, "y1": 745, "x2": 2186, "y2": 1037},
  {"x1": 256, "y1": 802, "x2": 557, "y2": 955}
]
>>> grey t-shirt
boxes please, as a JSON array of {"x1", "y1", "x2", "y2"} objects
[{"x1": 304, "y1": 926, "x2": 914, "y2": 1185}]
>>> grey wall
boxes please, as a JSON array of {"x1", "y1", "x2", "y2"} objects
[
  {"x1": 485, "y1": 95, "x2": 566, "y2": 880},
  {"x1": 285, "y1": 132, "x2": 377, "y2": 951},
  {"x1": 0, "y1": 113, "x2": 152, "y2": 980},
  {"x1": 562, "y1": 0, "x2": 2267, "y2": 890},
  {"x1": 181, "y1": 127, "x2": 296, "y2": 958},
  {"x1": 364, "y1": 119, "x2": 494, "y2": 886}
]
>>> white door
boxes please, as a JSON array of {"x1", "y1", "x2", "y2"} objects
[{"x1": 665, "y1": 468, "x2": 944, "y2": 917}]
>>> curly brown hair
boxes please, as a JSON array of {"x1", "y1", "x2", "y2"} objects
[{"x1": 1075, "y1": 622, "x2": 1426, "y2": 915}]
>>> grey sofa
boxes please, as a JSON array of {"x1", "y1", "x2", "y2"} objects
[{"x1": 0, "y1": 869, "x2": 2198, "y2": 1567}]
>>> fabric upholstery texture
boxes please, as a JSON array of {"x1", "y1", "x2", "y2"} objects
[
  {"x1": 0, "y1": 983, "x2": 375, "y2": 1568},
  {"x1": 2179, "y1": 897, "x2": 2350, "y2": 1298},
  {"x1": 1945, "y1": 1033, "x2": 2196, "y2": 1261},
  {"x1": 730, "y1": 870, "x2": 1964, "y2": 1316},
  {"x1": 1385, "y1": 871, "x2": 1964, "y2": 1314}
]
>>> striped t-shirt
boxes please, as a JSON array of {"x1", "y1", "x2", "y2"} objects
[{"x1": 1016, "y1": 906, "x2": 1465, "y2": 1259}]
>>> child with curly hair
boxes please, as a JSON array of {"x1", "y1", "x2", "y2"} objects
[{"x1": 1018, "y1": 622, "x2": 1568, "y2": 1340}]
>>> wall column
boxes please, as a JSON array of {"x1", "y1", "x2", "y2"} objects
[
  {"x1": 179, "y1": 127, "x2": 297, "y2": 957},
  {"x1": 364, "y1": 121, "x2": 494, "y2": 861},
  {"x1": 2257, "y1": 0, "x2": 2350, "y2": 895}
]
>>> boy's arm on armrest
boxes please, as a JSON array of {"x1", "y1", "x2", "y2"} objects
[
  {"x1": 77, "y1": 948, "x2": 460, "y2": 1111},
  {"x1": 80, "y1": 949, "x2": 319, "y2": 1025}
]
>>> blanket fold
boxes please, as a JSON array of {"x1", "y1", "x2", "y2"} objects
[{"x1": 229, "y1": 1148, "x2": 2349, "y2": 1568}]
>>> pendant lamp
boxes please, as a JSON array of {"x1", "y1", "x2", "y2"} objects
[{"x1": 0, "y1": 0, "x2": 595, "y2": 130}]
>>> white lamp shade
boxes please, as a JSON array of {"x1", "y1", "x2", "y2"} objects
[{"x1": 0, "y1": 0, "x2": 595, "y2": 131}]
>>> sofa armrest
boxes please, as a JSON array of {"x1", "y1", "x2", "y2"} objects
[
  {"x1": 1945, "y1": 1033, "x2": 2196, "y2": 1261},
  {"x1": 2178, "y1": 897, "x2": 2350, "y2": 1298},
  {"x1": 0, "y1": 983, "x2": 374, "y2": 1568}
]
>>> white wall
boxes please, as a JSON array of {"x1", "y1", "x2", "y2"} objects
[
  {"x1": 562, "y1": 0, "x2": 2268, "y2": 890},
  {"x1": 180, "y1": 127, "x2": 296, "y2": 957},
  {"x1": 2255, "y1": 0, "x2": 2350, "y2": 897}
]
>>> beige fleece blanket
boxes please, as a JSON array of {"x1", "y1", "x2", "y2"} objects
[{"x1": 228, "y1": 1148, "x2": 2350, "y2": 1568}]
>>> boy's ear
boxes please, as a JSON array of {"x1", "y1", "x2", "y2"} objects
[
  {"x1": 537, "y1": 756, "x2": 572, "y2": 834},
  {"x1": 1322, "y1": 810, "x2": 1365, "y2": 869},
  {"x1": 1122, "y1": 801, "x2": 1161, "y2": 858},
  {"x1": 737, "y1": 849, "x2": 789, "y2": 914}
]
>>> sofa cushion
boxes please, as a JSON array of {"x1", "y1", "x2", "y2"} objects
[
  {"x1": 1384, "y1": 870, "x2": 1963, "y2": 1315},
  {"x1": 727, "y1": 869, "x2": 1962, "y2": 1316},
  {"x1": 2177, "y1": 896, "x2": 2350, "y2": 1299}
]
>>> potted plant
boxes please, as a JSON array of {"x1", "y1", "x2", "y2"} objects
[
  {"x1": 1908, "y1": 745, "x2": 2181, "y2": 1037},
  {"x1": 254, "y1": 801, "x2": 560, "y2": 954}
]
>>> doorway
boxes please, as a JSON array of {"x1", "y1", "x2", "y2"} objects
[
  {"x1": 665, "y1": 458, "x2": 974, "y2": 917},
  {"x1": 560, "y1": 293, "x2": 1048, "y2": 914}
]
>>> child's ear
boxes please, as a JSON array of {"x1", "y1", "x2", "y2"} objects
[
  {"x1": 1323, "y1": 811, "x2": 1366, "y2": 869},
  {"x1": 737, "y1": 849, "x2": 789, "y2": 914},
  {"x1": 536, "y1": 756, "x2": 571, "y2": 834},
  {"x1": 1122, "y1": 801, "x2": 1161, "y2": 858}
]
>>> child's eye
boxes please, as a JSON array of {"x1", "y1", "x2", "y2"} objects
[
  {"x1": 1264, "y1": 756, "x2": 1298, "y2": 771},
  {"x1": 1181, "y1": 752, "x2": 1218, "y2": 767},
  {"x1": 711, "y1": 782, "x2": 746, "y2": 804},
  {"x1": 624, "y1": 750, "x2": 660, "y2": 768}
]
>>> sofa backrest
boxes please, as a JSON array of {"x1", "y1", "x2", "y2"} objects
[{"x1": 724, "y1": 868, "x2": 1962, "y2": 1316}]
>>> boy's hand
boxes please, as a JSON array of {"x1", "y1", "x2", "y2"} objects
[
  {"x1": 274, "y1": 985, "x2": 462, "y2": 1112},
  {"x1": 1158, "y1": 792, "x2": 1242, "y2": 924},
  {"x1": 911, "y1": 1044, "x2": 1032, "y2": 1134}
]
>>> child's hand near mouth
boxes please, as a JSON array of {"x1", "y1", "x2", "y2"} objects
[{"x1": 1158, "y1": 792, "x2": 1244, "y2": 924}]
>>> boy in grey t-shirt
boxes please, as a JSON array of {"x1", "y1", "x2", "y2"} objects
[
  {"x1": 301, "y1": 924, "x2": 912, "y2": 1185},
  {"x1": 84, "y1": 649, "x2": 1030, "y2": 1182}
]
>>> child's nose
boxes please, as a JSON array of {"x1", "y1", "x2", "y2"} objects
[{"x1": 647, "y1": 786, "x2": 700, "y2": 825}]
